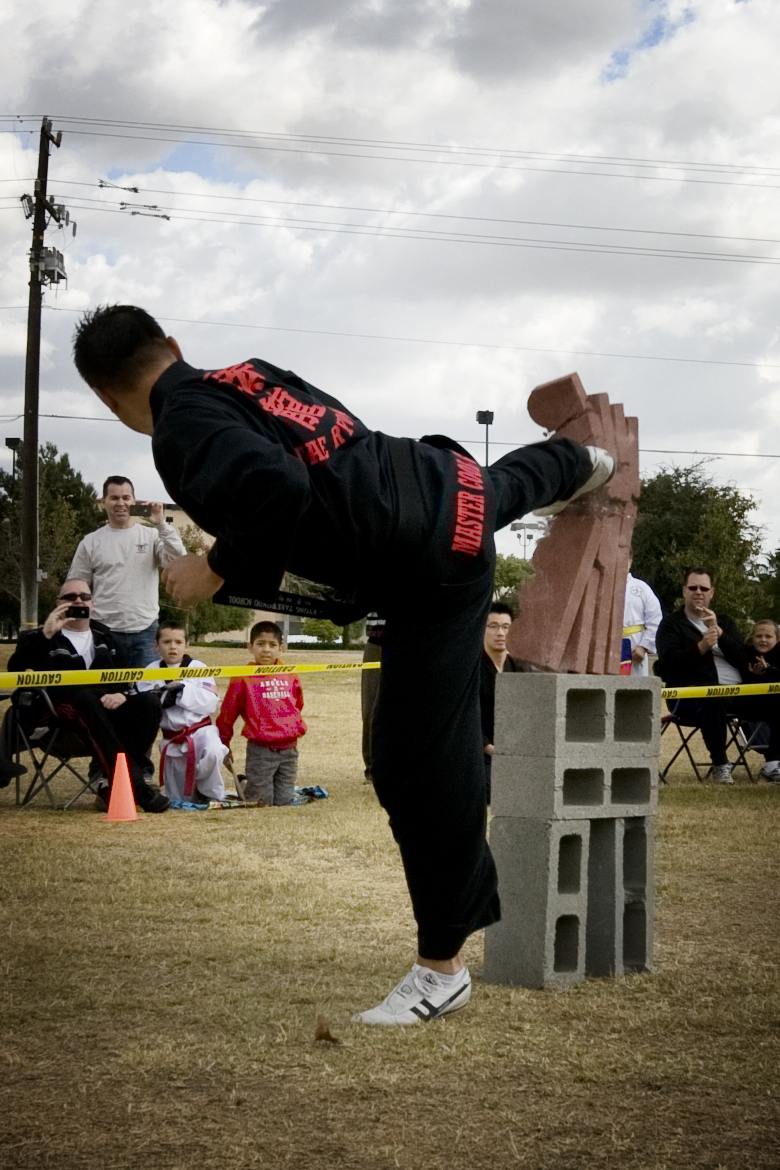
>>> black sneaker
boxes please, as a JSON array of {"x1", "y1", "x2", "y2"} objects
[{"x1": 137, "y1": 786, "x2": 171, "y2": 813}]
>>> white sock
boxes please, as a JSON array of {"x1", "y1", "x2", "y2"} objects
[{"x1": 414, "y1": 963, "x2": 468, "y2": 987}]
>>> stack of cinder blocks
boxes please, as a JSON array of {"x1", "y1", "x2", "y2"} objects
[{"x1": 483, "y1": 673, "x2": 662, "y2": 989}]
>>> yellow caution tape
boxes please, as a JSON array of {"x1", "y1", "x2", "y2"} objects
[
  {"x1": 622, "y1": 624, "x2": 645, "y2": 636},
  {"x1": 0, "y1": 660, "x2": 381, "y2": 690},
  {"x1": 661, "y1": 681, "x2": 780, "y2": 700}
]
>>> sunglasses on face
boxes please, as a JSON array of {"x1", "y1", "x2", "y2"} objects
[
  {"x1": 59, "y1": 592, "x2": 92, "y2": 602},
  {"x1": 685, "y1": 585, "x2": 710, "y2": 592}
]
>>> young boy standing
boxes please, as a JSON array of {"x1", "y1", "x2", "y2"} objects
[
  {"x1": 216, "y1": 621, "x2": 306, "y2": 806},
  {"x1": 73, "y1": 304, "x2": 613, "y2": 1025},
  {"x1": 139, "y1": 620, "x2": 228, "y2": 803}
]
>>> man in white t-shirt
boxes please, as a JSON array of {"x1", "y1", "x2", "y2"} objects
[
  {"x1": 8, "y1": 579, "x2": 168, "y2": 811},
  {"x1": 68, "y1": 476, "x2": 185, "y2": 667},
  {"x1": 656, "y1": 567, "x2": 780, "y2": 782}
]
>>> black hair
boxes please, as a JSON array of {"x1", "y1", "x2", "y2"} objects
[
  {"x1": 489, "y1": 601, "x2": 515, "y2": 617},
  {"x1": 73, "y1": 304, "x2": 171, "y2": 390},
  {"x1": 684, "y1": 567, "x2": 713, "y2": 585},
  {"x1": 102, "y1": 475, "x2": 135, "y2": 498},
  {"x1": 157, "y1": 620, "x2": 188, "y2": 638},
  {"x1": 250, "y1": 621, "x2": 283, "y2": 645}
]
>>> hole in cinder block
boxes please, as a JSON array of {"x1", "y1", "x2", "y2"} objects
[
  {"x1": 623, "y1": 820, "x2": 648, "y2": 891},
  {"x1": 614, "y1": 690, "x2": 653, "y2": 742},
  {"x1": 623, "y1": 901, "x2": 647, "y2": 971},
  {"x1": 554, "y1": 915, "x2": 580, "y2": 973},
  {"x1": 565, "y1": 689, "x2": 606, "y2": 741},
  {"x1": 611, "y1": 768, "x2": 651, "y2": 805},
  {"x1": 558, "y1": 834, "x2": 583, "y2": 894},
  {"x1": 562, "y1": 768, "x2": 604, "y2": 806}
]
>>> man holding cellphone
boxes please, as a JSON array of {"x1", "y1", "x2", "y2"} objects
[
  {"x1": 68, "y1": 476, "x2": 185, "y2": 667},
  {"x1": 8, "y1": 579, "x2": 168, "y2": 811}
]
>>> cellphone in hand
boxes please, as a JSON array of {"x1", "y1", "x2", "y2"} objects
[
  {"x1": 66, "y1": 605, "x2": 90, "y2": 619},
  {"x1": 129, "y1": 503, "x2": 153, "y2": 518}
]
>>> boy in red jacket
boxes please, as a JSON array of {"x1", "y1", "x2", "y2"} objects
[{"x1": 217, "y1": 621, "x2": 306, "y2": 806}]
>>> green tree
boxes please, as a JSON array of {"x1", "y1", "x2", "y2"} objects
[
  {"x1": 0, "y1": 442, "x2": 103, "y2": 625},
  {"x1": 158, "y1": 523, "x2": 249, "y2": 640},
  {"x1": 493, "y1": 553, "x2": 534, "y2": 613},
  {"x1": 632, "y1": 463, "x2": 767, "y2": 625},
  {"x1": 301, "y1": 617, "x2": 343, "y2": 644}
]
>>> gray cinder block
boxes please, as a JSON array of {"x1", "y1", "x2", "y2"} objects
[
  {"x1": 483, "y1": 818, "x2": 590, "y2": 988},
  {"x1": 490, "y1": 755, "x2": 658, "y2": 821},
  {"x1": 494, "y1": 673, "x2": 662, "y2": 760}
]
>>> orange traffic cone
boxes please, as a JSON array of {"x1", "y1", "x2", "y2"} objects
[{"x1": 101, "y1": 753, "x2": 140, "y2": 822}]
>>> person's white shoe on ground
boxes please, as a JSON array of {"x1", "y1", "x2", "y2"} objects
[
  {"x1": 710, "y1": 764, "x2": 734, "y2": 783},
  {"x1": 354, "y1": 964, "x2": 472, "y2": 1026}
]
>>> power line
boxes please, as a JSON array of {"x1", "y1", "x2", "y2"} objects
[
  {"x1": 0, "y1": 408, "x2": 777, "y2": 462},
  {"x1": 5, "y1": 176, "x2": 780, "y2": 248},
  {"x1": 3, "y1": 118, "x2": 780, "y2": 190},
  {"x1": 4, "y1": 114, "x2": 780, "y2": 177},
  {"x1": 40, "y1": 195, "x2": 780, "y2": 267},
  {"x1": 0, "y1": 303, "x2": 776, "y2": 370}
]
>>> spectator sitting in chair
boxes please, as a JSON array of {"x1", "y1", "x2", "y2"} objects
[
  {"x1": 656, "y1": 568, "x2": 780, "y2": 783},
  {"x1": 745, "y1": 619, "x2": 780, "y2": 681},
  {"x1": 8, "y1": 579, "x2": 169, "y2": 811}
]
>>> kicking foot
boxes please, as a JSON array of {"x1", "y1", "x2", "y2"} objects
[
  {"x1": 534, "y1": 446, "x2": 615, "y2": 517},
  {"x1": 353, "y1": 964, "x2": 471, "y2": 1026}
]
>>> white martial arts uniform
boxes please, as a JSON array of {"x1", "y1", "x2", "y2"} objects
[
  {"x1": 623, "y1": 573, "x2": 663, "y2": 676},
  {"x1": 140, "y1": 658, "x2": 228, "y2": 800}
]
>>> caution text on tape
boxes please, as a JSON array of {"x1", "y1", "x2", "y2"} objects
[{"x1": 0, "y1": 661, "x2": 381, "y2": 690}]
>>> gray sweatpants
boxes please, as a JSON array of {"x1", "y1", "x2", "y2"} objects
[{"x1": 245, "y1": 741, "x2": 298, "y2": 805}]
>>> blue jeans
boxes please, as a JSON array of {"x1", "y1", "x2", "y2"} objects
[{"x1": 109, "y1": 622, "x2": 159, "y2": 668}]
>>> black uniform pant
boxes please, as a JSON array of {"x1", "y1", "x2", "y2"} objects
[
  {"x1": 53, "y1": 689, "x2": 161, "y2": 798},
  {"x1": 372, "y1": 439, "x2": 591, "y2": 959},
  {"x1": 673, "y1": 696, "x2": 780, "y2": 766}
]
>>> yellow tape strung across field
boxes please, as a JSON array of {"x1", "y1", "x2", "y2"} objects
[
  {"x1": 0, "y1": 661, "x2": 777, "y2": 701},
  {"x1": 660, "y1": 681, "x2": 780, "y2": 700},
  {"x1": 0, "y1": 661, "x2": 381, "y2": 690}
]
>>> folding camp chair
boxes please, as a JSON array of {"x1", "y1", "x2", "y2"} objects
[
  {"x1": 6, "y1": 688, "x2": 102, "y2": 809},
  {"x1": 659, "y1": 707, "x2": 711, "y2": 783},
  {"x1": 724, "y1": 717, "x2": 770, "y2": 783}
]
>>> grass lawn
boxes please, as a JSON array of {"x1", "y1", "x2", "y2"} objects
[{"x1": 0, "y1": 646, "x2": 778, "y2": 1169}]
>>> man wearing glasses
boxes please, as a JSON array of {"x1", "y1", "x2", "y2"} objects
[
  {"x1": 8, "y1": 579, "x2": 168, "y2": 811},
  {"x1": 656, "y1": 567, "x2": 780, "y2": 782},
  {"x1": 479, "y1": 602, "x2": 529, "y2": 802}
]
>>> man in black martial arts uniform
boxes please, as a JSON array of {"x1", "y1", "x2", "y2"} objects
[{"x1": 73, "y1": 304, "x2": 614, "y2": 1025}]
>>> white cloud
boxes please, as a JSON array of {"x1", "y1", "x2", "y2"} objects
[{"x1": 2, "y1": 0, "x2": 780, "y2": 549}]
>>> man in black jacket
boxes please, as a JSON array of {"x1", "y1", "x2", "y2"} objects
[
  {"x1": 72, "y1": 303, "x2": 615, "y2": 1025},
  {"x1": 479, "y1": 601, "x2": 529, "y2": 803},
  {"x1": 9, "y1": 579, "x2": 168, "y2": 811},
  {"x1": 656, "y1": 567, "x2": 780, "y2": 782}
]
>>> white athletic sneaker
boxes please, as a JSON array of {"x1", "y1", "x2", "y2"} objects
[
  {"x1": 534, "y1": 446, "x2": 616, "y2": 517},
  {"x1": 710, "y1": 764, "x2": 734, "y2": 783},
  {"x1": 353, "y1": 965, "x2": 472, "y2": 1026},
  {"x1": 758, "y1": 761, "x2": 780, "y2": 782}
]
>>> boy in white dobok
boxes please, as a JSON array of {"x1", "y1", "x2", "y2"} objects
[{"x1": 140, "y1": 621, "x2": 228, "y2": 802}]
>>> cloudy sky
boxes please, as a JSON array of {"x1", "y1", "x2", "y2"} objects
[{"x1": 1, "y1": 0, "x2": 779, "y2": 559}]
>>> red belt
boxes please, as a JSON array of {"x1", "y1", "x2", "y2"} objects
[{"x1": 160, "y1": 717, "x2": 212, "y2": 798}]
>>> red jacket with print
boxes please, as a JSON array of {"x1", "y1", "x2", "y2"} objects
[{"x1": 216, "y1": 662, "x2": 306, "y2": 750}]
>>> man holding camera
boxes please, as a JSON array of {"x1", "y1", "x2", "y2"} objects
[
  {"x1": 68, "y1": 475, "x2": 185, "y2": 667},
  {"x1": 8, "y1": 579, "x2": 168, "y2": 811}
]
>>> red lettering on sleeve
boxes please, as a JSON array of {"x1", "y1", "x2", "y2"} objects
[
  {"x1": 451, "y1": 490, "x2": 485, "y2": 555},
  {"x1": 454, "y1": 452, "x2": 484, "y2": 491}
]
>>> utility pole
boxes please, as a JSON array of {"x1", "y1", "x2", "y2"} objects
[
  {"x1": 19, "y1": 117, "x2": 65, "y2": 629},
  {"x1": 476, "y1": 410, "x2": 494, "y2": 467}
]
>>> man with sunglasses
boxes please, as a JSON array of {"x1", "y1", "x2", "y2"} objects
[
  {"x1": 656, "y1": 567, "x2": 780, "y2": 782},
  {"x1": 8, "y1": 579, "x2": 168, "y2": 811}
]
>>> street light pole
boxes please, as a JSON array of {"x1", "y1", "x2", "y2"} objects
[
  {"x1": 5, "y1": 437, "x2": 21, "y2": 486},
  {"x1": 476, "y1": 410, "x2": 494, "y2": 467}
]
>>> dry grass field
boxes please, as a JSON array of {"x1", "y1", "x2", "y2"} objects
[{"x1": 0, "y1": 645, "x2": 778, "y2": 1169}]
